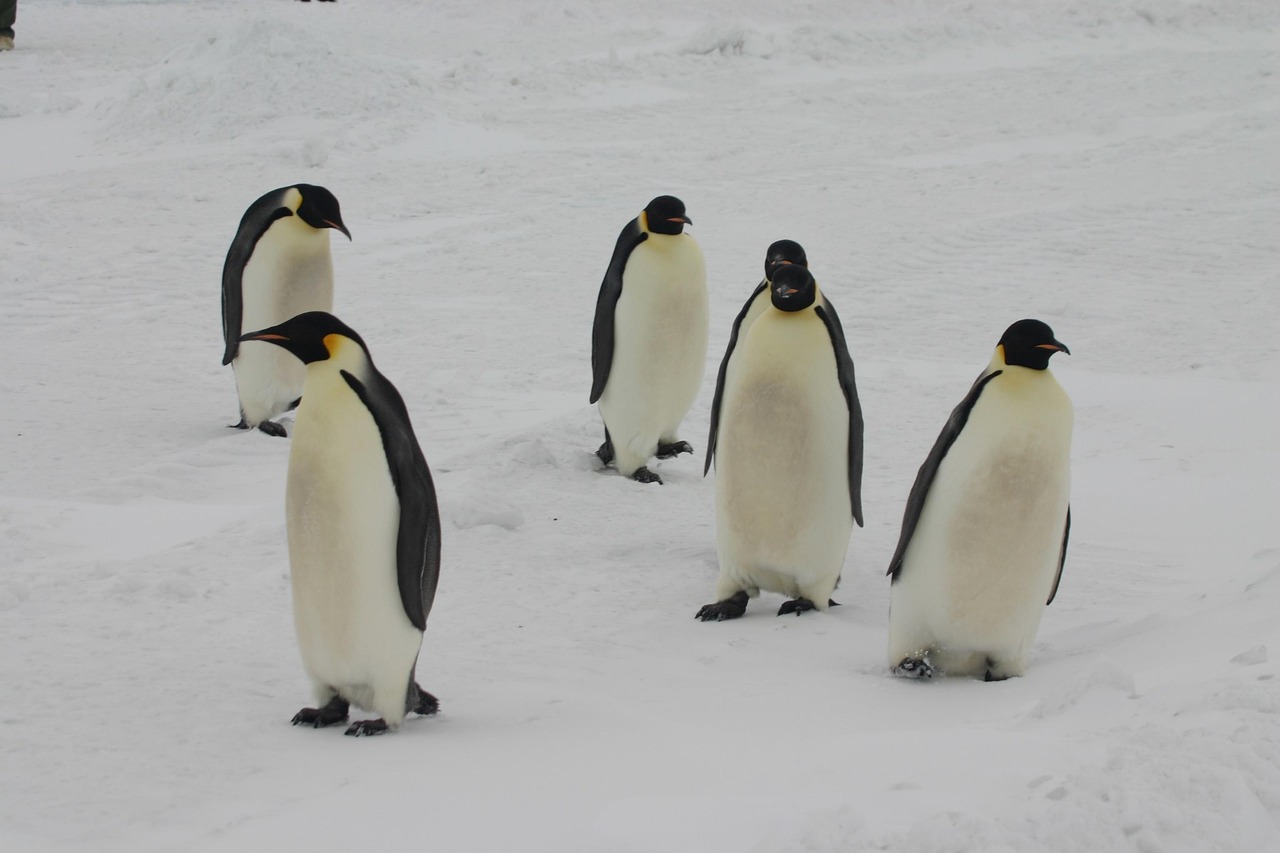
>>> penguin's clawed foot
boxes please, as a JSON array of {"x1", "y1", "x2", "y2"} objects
[
  {"x1": 595, "y1": 438, "x2": 615, "y2": 466},
  {"x1": 632, "y1": 467, "x2": 663, "y2": 485},
  {"x1": 292, "y1": 695, "x2": 350, "y2": 728},
  {"x1": 892, "y1": 657, "x2": 935, "y2": 680},
  {"x1": 656, "y1": 440, "x2": 693, "y2": 459},
  {"x1": 983, "y1": 660, "x2": 1014, "y2": 682},
  {"x1": 412, "y1": 684, "x2": 439, "y2": 716},
  {"x1": 344, "y1": 719, "x2": 390, "y2": 737},
  {"x1": 776, "y1": 597, "x2": 839, "y2": 616},
  {"x1": 696, "y1": 591, "x2": 750, "y2": 622},
  {"x1": 230, "y1": 417, "x2": 251, "y2": 430},
  {"x1": 258, "y1": 420, "x2": 288, "y2": 438}
]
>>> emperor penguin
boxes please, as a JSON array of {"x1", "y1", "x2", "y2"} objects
[
  {"x1": 240, "y1": 312, "x2": 440, "y2": 735},
  {"x1": 697, "y1": 264, "x2": 864, "y2": 620},
  {"x1": 221, "y1": 184, "x2": 351, "y2": 437},
  {"x1": 590, "y1": 195, "x2": 709, "y2": 484},
  {"x1": 886, "y1": 319, "x2": 1072, "y2": 681}
]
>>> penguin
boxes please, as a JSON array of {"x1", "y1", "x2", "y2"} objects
[
  {"x1": 590, "y1": 195, "x2": 709, "y2": 484},
  {"x1": 886, "y1": 319, "x2": 1072, "y2": 681},
  {"x1": 697, "y1": 264, "x2": 864, "y2": 620},
  {"x1": 240, "y1": 311, "x2": 440, "y2": 735},
  {"x1": 704, "y1": 239, "x2": 851, "y2": 475},
  {"x1": 221, "y1": 184, "x2": 350, "y2": 437}
]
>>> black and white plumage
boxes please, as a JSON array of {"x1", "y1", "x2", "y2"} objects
[
  {"x1": 697, "y1": 264, "x2": 864, "y2": 621},
  {"x1": 222, "y1": 184, "x2": 350, "y2": 437},
  {"x1": 240, "y1": 312, "x2": 440, "y2": 735},
  {"x1": 590, "y1": 195, "x2": 708, "y2": 484},
  {"x1": 887, "y1": 319, "x2": 1072, "y2": 681}
]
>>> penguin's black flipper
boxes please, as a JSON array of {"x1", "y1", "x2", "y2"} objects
[
  {"x1": 815, "y1": 300, "x2": 864, "y2": 528},
  {"x1": 221, "y1": 190, "x2": 292, "y2": 366},
  {"x1": 705, "y1": 281, "x2": 767, "y2": 476},
  {"x1": 887, "y1": 369, "x2": 1003, "y2": 582},
  {"x1": 292, "y1": 695, "x2": 350, "y2": 728},
  {"x1": 341, "y1": 370, "x2": 441, "y2": 633},
  {"x1": 589, "y1": 218, "x2": 647, "y2": 404},
  {"x1": 696, "y1": 591, "x2": 749, "y2": 621},
  {"x1": 1046, "y1": 506, "x2": 1071, "y2": 605}
]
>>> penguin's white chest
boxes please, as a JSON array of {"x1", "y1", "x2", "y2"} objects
[
  {"x1": 714, "y1": 310, "x2": 851, "y2": 596},
  {"x1": 896, "y1": 369, "x2": 1072, "y2": 656},
  {"x1": 285, "y1": 370, "x2": 419, "y2": 691}
]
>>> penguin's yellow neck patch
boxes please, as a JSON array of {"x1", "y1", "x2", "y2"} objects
[
  {"x1": 283, "y1": 186, "x2": 304, "y2": 213},
  {"x1": 638, "y1": 210, "x2": 650, "y2": 233},
  {"x1": 323, "y1": 333, "x2": 348, "y2": 360}
]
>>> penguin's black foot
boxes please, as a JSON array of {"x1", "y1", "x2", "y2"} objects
[
  {"x1": 632, "y1": 467, "x2": 663, "y2": 485},
  {"x1": 258, "y1": 420, "x2": 288, "y2": 438},
  {"x1": 776, "y1": 597, "x2": 839, "y2": 616},
  {"x1": 292, "y1": 695, "x2": 350, "y2": 728},
  {"x1": 288, "y1": 397, "x2": 302, "y2": 412},
  {"x1": 413, "y1": 685, "x2": 439, "y2": 716},
  {"x1": 983, "y1": 660, "x2": 1012, "y2": 682},
  {"x1": 892, "y1": 657, "x2": 935, "y2": 680},
  {"x1": 696, "y1": 591, "x2": 749, "y2": 622},
  {"x1": 656, "y1": 440, "x2": 693, "y2": 459},
  {"x1": 344, "y1": 719, "x2": 390, "y2": 737},
  {"x1": 595, "y1": 439, "x2": 614, "y2": 466},
  {"x1": 230, "y1": 417, "x2": 251, "y2": 430}
]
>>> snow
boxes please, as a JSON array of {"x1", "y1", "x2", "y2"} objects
[{"x1": 2, "y1": 0, "x2": 1278, "y2": 850}]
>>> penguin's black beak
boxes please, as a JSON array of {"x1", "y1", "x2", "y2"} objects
[
  {"x1": 1037, "y1": 340, "x2": 1071, "y2": 356},
  {"x1": 324, "y1": 220, "x2": 352, "y2": 241},
  {"x1": 669, "y1": 215, "x2": 691, "y2": 226}
]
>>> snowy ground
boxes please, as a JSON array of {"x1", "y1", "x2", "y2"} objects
[{"x1": 2, "y1": 1, "x2": 1279, "y2": 850}]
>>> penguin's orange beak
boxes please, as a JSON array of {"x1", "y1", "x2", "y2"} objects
[
  {"x1": 241, "y1": 332, "x2": 289, "y2": 343},
  {"x1": 669, "y1": 215, "x2": 691, "y2": 225},
  {"x1": 1036, "y1": 342, "x2": 1071, "y2": 355}
]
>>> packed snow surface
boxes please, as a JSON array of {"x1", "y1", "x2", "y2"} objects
[{"x1": 2, "y1": 1, "x2": 1278, "y2": 851}]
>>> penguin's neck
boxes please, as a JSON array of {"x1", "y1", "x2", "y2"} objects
[{"x1": 987, "y1": 346, "x2": 1059, "y2": 395}]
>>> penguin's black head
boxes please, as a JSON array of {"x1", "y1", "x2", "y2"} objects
[
  {"x1": 764, "y1": 239, "x2": 808, "y2": 280},
  {"x1": 643, "y1": 195, "x2": 690, "y2": 235},
  {"x1": 240, "y1": 311, "x2": 368, "y2": 365},
  {"x1": 769, "y1": 264, "x2": 818, "y2": 312},
  {"x1": 998, "y1": 319, "x2": 1070, "y2": 370},
  {"x1": 294, "y1": 184, "x2": 351, "y2": 240}
]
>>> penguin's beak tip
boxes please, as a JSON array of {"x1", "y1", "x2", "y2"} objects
[{"x1": 326, "y1": 221, "x2": 352, "y2": 240}]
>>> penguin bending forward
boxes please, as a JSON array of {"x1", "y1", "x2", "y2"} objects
[
  {"x1": 241, "y1": 312, "x2": 440, "y2": 735},
  {"x1": 222, "y1": 184, "x2": 350, "y2": 437},
  {"x1": 887, "y1": 319, "x2": 1072, "y2": 681},
  {"x1": 698, "y1": 264, "x2": 864, "y2": 620},
  {"x1": 590, "y1": 195, "x2": 709, "y2": 484}
]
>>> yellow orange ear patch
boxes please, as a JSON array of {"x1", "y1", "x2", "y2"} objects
[
  {"x1": 323, "y1": 333, "x2": 344, "y2": 357},
  {"x1": 638, "y1": 210, "x2": 649, "y2": 233}
]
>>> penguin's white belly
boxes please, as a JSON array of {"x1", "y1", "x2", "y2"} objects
[
  {"x1": 714, "y1": 314, "x2": 852, "y2": 601},
  {"x1": 890, "y1": 373, "x2": 1071, "y2": 669},
  {"x1": 286, "y1": 378, "x2": 421, "y2": 715},
  {"x1": 234, "y1": 230, "x2": 334, "y2": 425},
  {"x1": 598, "y1": 235, "x2": 708, "y2": 472}
]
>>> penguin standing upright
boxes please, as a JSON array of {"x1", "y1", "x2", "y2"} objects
[
  {"x1": 887, "y1": 319, "x2": 1072, "y2": 681},
  {"x1": 590, "y1": 196, "x2": 708, "y2": 484},
  {"x1": 697, "y1": 264, "x2": 864, "y2": 620},
  {"x1": 240, "y1": 312, "x2": 440, "y2": 736},
  {"x1": 221, "y1": 184, "x2": 350, "y2": 437}
]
